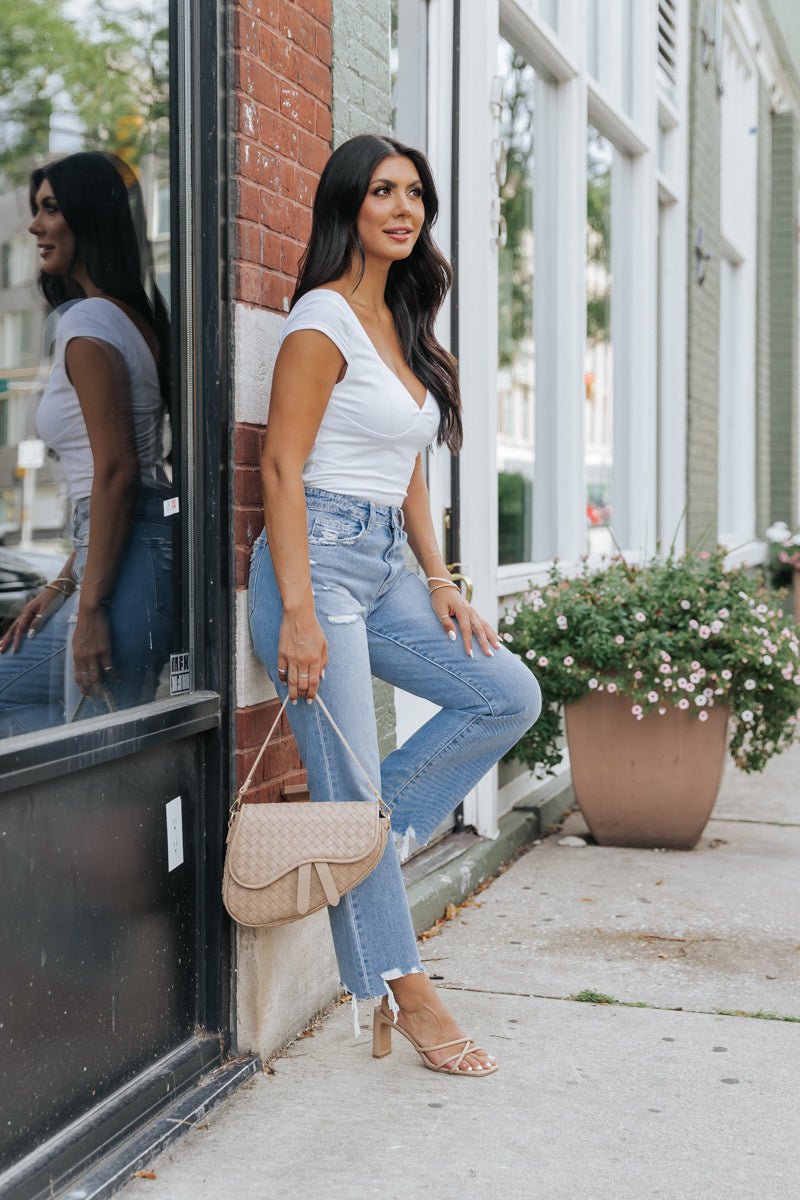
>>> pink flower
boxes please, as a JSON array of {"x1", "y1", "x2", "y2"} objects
[
  {"x1": 659, "y1": 664, "x2": 671, "y2": 674},
  {"x1": 698, "y1": 711, "x2": 709, "y2": 722},
  {"x1": 635, "y1": 612, "x2": 647, "y2": 623},
  {"x1": 698, "y1": 626, "x2": 711, "y2": 639},
  {"x1": 680, "y1": 600, "x2": 691, "y2": 610},
  {"x1": 631, "y1": 704, "x2": 643, "y2": 716},
  {"x1": 525, "y1": 649, "x2": 536, "y2": 660},
  {"x1": 615, "y1": 635, "x2": 625, "y2": 645},
  {"x1": 588, "y1": 678, "x2": 599, "y2": 689},
  {"x1": 503, "y1": 633, "x2": 513, "y2": 642},
  {"x1": 647, "y1": 691, "x2": 659, "y2": 703},
  {"x1": 658, "y1": 707, "x2": 666, "y2": 716},
  {"x1": 563, "y1": 655, "x2": 574, "y2": 666},
  {"x1": 538, "y1": 656, "x2": 549, "y2": 667},
  {"x1": 634, "y1": 670, "x2": 643, "y2": 680},
  {"x1": 678, "y1": 698, "x2": 690, "y2": 710},
  {"x1": 606, "y1": 682, "x2": 618, "y2": 693}
]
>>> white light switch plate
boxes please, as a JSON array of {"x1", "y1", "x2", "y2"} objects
[{"x1": 166, "y1": 796, "x2": 184, "y2": 871}]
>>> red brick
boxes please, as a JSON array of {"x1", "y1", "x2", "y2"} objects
[
  {"x1": 293, "y1": 48, "x2": 330, "y2": 103},
  {"x1": 235, "y1": 463, "x2": 264, "y2": 505},
  {"x1": 236, "y1": 220, "x2": 261, "y2": 264},
  {"x1": 261, "y1": 113, "x2": 298, "y2": 159},
  {"x1": 238, "y1": 57, "x2": 280, "y2": 109},
  {"x1": 279, "y1": 84, "x2": 316, "y2": 132},
  {"x1": 258, "y1": 25, "x2": 292, "y2": 77},
  {"x1": 236, "y1": 546, "x2": 251, "y2": 588},
  {"x1": 295, "y1": 166, "x2": 316, "y2": 207},
  {"x1": 280, "y1": 238, "x2": 303, "y2": 277},
  {"x1": 245, "y1": 0, "x2": 280, "y2": 25},
  {"x1": 234, "y1": 423, "x2": 263, "y2": 464},
  {"x1": 280, "y1": 1, "x2": 318, "y2": 53},
  {"x1": 297, "y1": 129, "x2": 329, "y2": 175},
  {"x1": 297, "y1": 206, "x2": 313, "y2": 243},
  {"x1": 234, "y1": 504, "x2": 264, "y2": 548},
  {"x1": 314, "y1": 24, "x2": 331, "y2": 66},
  {"x1": 237, "y1": 700, "x2": 280, "y2": 748},
  {"x1": 315, "y1": 102, "x2": 332, "y2": 142},
  {"x1": 237, "y1": 97, "x2": 261, "y2": 140},
  {"x1": 296, "y1": 0, "x2": 330, "y2": 23},
  {"x1": 233, "y1": 262, "x2": 262, "y2": 305},
  {"x1": 233, "y1": 11, "x2": 259, "y2": 53},
  {"x1": 278, "y1": 158, "x2": 297, "y2": 197},
  {"x1": 260, "y1": 191, "x2": 299, "y2": 237},
  {"x1": 262, "y1": 273, "x2": 294, "y2": 312},
  {"x1": 261, "y1": 736, "x2": 303, "y2": 779},
  {"x1": 261, "y1": 230, "x2": 282, "y2": 270},
  {"x1": 233, "y1": 179, "x2": 261, "y2": 222}
]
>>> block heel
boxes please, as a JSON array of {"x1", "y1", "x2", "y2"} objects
[{"x1": 372, "y1": 1006, "x2": 393, "y2": 1058}]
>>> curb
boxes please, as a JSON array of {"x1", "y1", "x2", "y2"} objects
[
  {"x1": 407, "y1": 781, "x2": 575, "y2": 935},
  {"x1": 57, "y1": 1056, "x2": 260, "y2": 1200}
]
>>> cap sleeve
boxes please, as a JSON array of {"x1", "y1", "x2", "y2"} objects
[
  {"x1": 56, "y1": 299, "x2": 128, "y2": 357},
  {"x1": 279, "y1": 291, "x2": 351, "y2": 362}
]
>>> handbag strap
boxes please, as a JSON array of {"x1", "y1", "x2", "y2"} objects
[{"x1": 231, "y1": 693, "x2": 390, "y2": 818}]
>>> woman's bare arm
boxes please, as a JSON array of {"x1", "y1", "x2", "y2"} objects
[
  {"x1": 259, "y1": 330, "x2": 344, "y2": 701},
  {"x1": 68, "y1": 336, "x2": 139, "y2": 692}
]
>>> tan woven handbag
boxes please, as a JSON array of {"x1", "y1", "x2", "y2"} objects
[{"x1": 223, "y1": 694, "x2": 391, "y2": 928}]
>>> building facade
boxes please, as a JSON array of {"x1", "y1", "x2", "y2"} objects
[{"x1": 0, "y1": 0, "x2": 798, "y2": 1190}]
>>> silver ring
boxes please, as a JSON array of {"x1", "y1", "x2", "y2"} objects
[{"x1": 298, "y1": 672, "x2": 309, "y2": 678}]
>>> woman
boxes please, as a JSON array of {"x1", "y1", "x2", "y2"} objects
[
  {"x1": 249, "y1": 134, "x2": 542, "y2": 1076},
  {"x1": 0, "y1": 151, "x2": 173, "y2": 734}
]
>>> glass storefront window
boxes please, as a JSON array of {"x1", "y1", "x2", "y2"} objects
[
  {"x1": 0, "y1": 0, "x2": 184, "y2": 739},
  {"x1": 585, "y1": 126, "x2": 614, "y2": 555},
  {"x1": 497, "y1": 37, "x2": 535, "y2": 567}
]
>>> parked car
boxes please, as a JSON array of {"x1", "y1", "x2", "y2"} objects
[{"x1": 0, "y1": 548, "x2": 63, "y2": 637}]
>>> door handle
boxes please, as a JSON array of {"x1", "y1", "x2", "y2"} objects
[{"x1": 447, "y1": 563, "x2": 474, "y2": 603}]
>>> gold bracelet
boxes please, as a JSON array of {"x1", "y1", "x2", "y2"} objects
[
  {"x1": 428, "y1": 582, "x2": 460, "y2": 596},
  {"x1": 45, "y1": 579, "x2": 76, "y2": 596},
  {"x1": 426, "y1": 576, "x2": 453, "y2": 586}
]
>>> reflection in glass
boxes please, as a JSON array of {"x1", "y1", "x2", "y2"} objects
[
  {"x1": 585, "y1": 127, "x2": 614, "y2": 555},
  {"x1": 497, "y1": 38, "x2": 535, "y2": 567},
  {"x1": 0, "y1": 0, "x2": 174, "y2": 736}
]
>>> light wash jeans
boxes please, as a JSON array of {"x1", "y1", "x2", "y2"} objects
[
  {"x1": 0, "y1": 492, "x2": 174, "y2": 736},
  {"x1": 248, "y1": 486, "x2": 542, "y2": 1014}
]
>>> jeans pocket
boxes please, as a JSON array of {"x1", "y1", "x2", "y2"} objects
[
  {"x1": 308, "y1": 513, "x2": 367, "y2": 547},
  {"x1": 143, "y1": 537, "x2": 174, "y2": 618}
]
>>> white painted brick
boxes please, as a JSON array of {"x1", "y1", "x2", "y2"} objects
[
  {"x1": 233, "y1": 303, "x2": 285, "y2": 426},
  {"x1": 236, "y1": 588, "x2": 276, "y2": 708}
]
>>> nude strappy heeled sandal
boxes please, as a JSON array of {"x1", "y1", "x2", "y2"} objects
[{"x1": 372, "y1": 1004, "x2": 498, "y2": 1076}]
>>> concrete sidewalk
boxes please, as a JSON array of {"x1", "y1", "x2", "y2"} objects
[{"x1": 115, "y1": 746, "x2": 800, "y2": 1200}]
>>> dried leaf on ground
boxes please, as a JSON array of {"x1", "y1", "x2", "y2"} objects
[{"x1": 133, "y1": 1171, "x2": 157, "y2": 1180}]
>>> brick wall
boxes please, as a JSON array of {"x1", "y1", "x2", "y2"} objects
[
  {"x1": 231, "y1": 0, "x2": 333, "y2": 804},
  {"x1": 685, "y1": 0, "x2": 721, "y2": 551},
  {"x1": 331, "y1": 0, "x2": 391, "y2": 146},
  {"x1": 769, "y1": 110, "x2": 800, "y2": 528}
]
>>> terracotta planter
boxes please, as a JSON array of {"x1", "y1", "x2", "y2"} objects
[{"x1": 564, "y1": 691, "x2": 731, "y2": 850}]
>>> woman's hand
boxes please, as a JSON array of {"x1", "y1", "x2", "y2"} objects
[
  {"x1": 0, "y1": 587, "x2": 67, "y2": 655},
  {"x1": 429, "y1": 586, "x2": 501, "y2": 658},
  {"x1": 277, "y1": 607, "x2": 328, "y2": 702},
  {"x1": 72, "y1": 606, "x2": 113, "y2": 695}
]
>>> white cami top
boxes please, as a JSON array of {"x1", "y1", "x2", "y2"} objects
[
  {"x1": 36, "y1": 297, "x2": 168, "y2": 503},
  {"x1": 278, "y1": 289, "x2": 441, "y2": 506}
]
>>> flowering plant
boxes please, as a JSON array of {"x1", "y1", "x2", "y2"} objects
[
  {"x1": 503, "y1": 547, "x2": 799, "y2": 777},
  {"x1": 765, "y1": 521, "x2": 800, "y2": 589}
]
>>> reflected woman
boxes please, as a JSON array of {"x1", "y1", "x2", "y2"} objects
[{"x1": 0, "y1": 151, "x2": 174, "y2": 734}]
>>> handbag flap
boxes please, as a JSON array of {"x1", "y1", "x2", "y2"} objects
[{"x1": 227, "y1": 801, "x2": 384, "y2": 890}]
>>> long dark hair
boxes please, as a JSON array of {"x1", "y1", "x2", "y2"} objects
[
  {"x1": 30, "y1": 151, "x2": 170, "y2": 404},
  {"x1": 293, "y1": 134, "x2": 462, "y2": 453}
]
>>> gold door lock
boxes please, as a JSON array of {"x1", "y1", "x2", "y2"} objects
[{"x1": 446, "y1": 562, "x2": 474, "y2": 603}]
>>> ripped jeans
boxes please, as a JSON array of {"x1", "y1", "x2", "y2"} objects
[
  {"x1": 248, "y1": 486, "x2": 542, "y2": 1012},
  {"x1": 0, "y1": 491, "x2": 174, "y2": 736}
]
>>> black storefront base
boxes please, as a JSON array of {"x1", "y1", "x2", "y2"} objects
[{"x1": 0, "y1": 1037, "x2": 258, "y2": 1200}]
